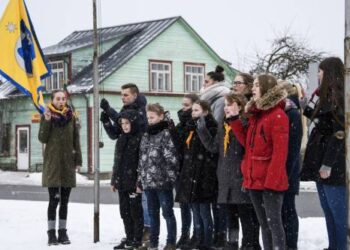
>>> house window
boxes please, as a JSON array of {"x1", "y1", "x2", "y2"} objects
[
  {"x1": 0, "y1": 123, "x2": 11, "y2": 156},
  {"x1": 184, "y1": 64, "x2": 205, "y2": 92},
  {"x1": 45, "y1": 61, "x2": 65, "y2": 91},
  {"x1": 150, "y1": 61, "x2": 172, "y2": 92}
]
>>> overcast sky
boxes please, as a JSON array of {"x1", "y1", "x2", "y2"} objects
[{"x1": 0, "y1": 0, "x2": 345, "y2": 71}]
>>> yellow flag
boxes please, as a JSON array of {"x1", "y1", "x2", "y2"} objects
[{"x1": 0, "y1": 0, "x2": 50, "y2": 113}]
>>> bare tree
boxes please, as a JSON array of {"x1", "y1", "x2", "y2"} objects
[{"x1": 250, "y1": 34, "x2": 325, "y2": 81}]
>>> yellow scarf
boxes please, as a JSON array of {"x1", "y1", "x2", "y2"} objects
[
  {"x1": 224, "y1": 123, "x2": 231, "y2": 156},
  {"x1": 186, "y1": 131, "x2": 194, "y2": 149},
  {"x1": 48, "y1": 102, "x2": 69, "y2": 115}
]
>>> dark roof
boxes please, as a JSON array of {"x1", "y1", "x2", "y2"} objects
[
  {"x1": 59, "y1": 16, "x2": 181, "y2": 92},
  {"x1": 0, "y1": 16, "x2": 237, "y2": 98}
]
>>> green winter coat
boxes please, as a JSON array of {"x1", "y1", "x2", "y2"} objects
[{"x1": 38, "y1": 116, "x2": 82, "y2": 187}]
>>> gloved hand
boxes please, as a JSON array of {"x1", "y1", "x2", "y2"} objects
[
  {"x1": 100, "y1": 111, "x2": 110, "y2": 124},
  {"x1": 100, "y1": 98, "x2": 110, "y2": 112}
]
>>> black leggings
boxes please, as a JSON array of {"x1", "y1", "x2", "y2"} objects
[
  {"x1": 249, "y1": 189, "x2": 285, "y2": 250},
  {"x1": 48, "y1": 187, "x2": 72, "y2": 221}
]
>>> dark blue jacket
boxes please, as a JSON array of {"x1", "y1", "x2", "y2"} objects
[{"x1": 285, "y1": 96, "x2": 303, "y2": 194}]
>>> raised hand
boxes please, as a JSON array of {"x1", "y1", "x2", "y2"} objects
[
  {"x1": 225, "y1": 102, "x2": 240, "y2": 118},
  {"x1": 100, "y1": 111, "x2": 110, "y2": 124},
  {"x1": 100, "y1": 98, "x2": 110, "y2": 112},
  {"x1": 44, "y1": 106, "x2": 52, "y2": 121}
]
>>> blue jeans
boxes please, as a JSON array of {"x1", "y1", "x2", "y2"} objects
[
  {"x1": 180, "y1": 203, "x2": 192, "y2": 235},
  {"x1": 316, "y1": 183, "x2": 347, "y2": 250},
  {"x1": 145, "y1": 189, "x2": 177, "y2": 246},
  {"x1": 142, "y1": 193, "x2": 150, "y2": 227},
  {"x1": 191, "y1": 203, "x2": 213, "y2": 246}
]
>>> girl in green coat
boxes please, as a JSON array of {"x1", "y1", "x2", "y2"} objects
[{"x1": 38, "y1": 90, "x2": 82, "y2": 246}]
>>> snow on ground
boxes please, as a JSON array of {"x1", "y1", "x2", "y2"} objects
[
  {"x1": 0, "y1": 170, "x2": 318, "y2": 191},
  {"x1": 0, "y1": 170, "x2": 110, "y2": 186},
  {"x1": 0, "y1": 199, "x2": 327, "y2": 250}
]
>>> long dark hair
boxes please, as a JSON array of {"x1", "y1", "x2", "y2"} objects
[{"x1": 314, "y1": 57, "x2": 344, "y2": 118}]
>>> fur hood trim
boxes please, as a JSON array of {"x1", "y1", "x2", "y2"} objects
[{"x1": 245, "y1": 85, "x2": 288, "y2": 113}]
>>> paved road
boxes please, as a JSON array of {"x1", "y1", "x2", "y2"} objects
[{"x1": 0, "y1": 184, "x2": 323, "y2": 218}]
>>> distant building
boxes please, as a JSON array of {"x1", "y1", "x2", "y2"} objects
[{"x1": 0, "y1": 16, "x2": 238, "y2": 173}]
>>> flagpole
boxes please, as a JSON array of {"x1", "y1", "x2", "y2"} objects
[{"x1": 92, "y1": 0, "x2": 100, "y2": 243}]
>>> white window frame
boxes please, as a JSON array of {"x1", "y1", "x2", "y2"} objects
[
  {"x1": 149, "y1": 61, "x2": 172, "y2": 92},
  {"x1": 184, "y1": 63, "x2": 205, "y2": 93},
  {"x1": 45, "y1": 60, "x2": 65, "y2": 91}
]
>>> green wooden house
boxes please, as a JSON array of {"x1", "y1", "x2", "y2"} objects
[{"x1": 0, "y1": 16, "x2": 238, "y2": 174}]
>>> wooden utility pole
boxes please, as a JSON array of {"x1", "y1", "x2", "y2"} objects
[
  {"x1": 92, "y1": 0, "x2": 100, "y2": 243},
  {"x1": 345, "y1": 0, "x2": 350, "y2": 248}
]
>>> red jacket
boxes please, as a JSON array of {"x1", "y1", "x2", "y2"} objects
[{"x1": 229, "y1": 87, "x2": 289, "y2": 191}]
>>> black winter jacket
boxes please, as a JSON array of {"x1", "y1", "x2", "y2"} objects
[
  {"x1": 110, "y1": 110, "x2": 142, "y2": 192},
  {"x1": 285, "y1": 97, "x2": 303, "y2": 194},
  {"x1": 176, "y1": 114, "x2": 218, "y2": 203},
  {"x1": 301, "y1": 99, "x2": 345, "y2": 186}
]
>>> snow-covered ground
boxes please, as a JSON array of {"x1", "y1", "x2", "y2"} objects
[
  {"x1": 0, "y1": 199, "x2": 328, "y2": 250},
  {"x1": 0, "y1": 170, "x2": 111, "y2": 186},
  {"x1": 0, "y1": 170, "x2": 317, "y2": 191}
]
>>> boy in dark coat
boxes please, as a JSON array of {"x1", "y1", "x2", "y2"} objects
[{"x1": 111, "y1": 110, "x2": 144, "y2": 250}]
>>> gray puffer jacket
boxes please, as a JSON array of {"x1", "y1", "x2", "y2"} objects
[
  {"x1": 200, "y1": 82, "x2": 231, "y2": 125},
  {"x1": 138, "y1": 121, "x2": 179, "y2": 190},
  {"x1": 197, "y1": 116, "x2": 251, "y2": 204}
]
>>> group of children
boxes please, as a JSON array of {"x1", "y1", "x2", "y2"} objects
[
  {"x1": 100, "y1": 64, "x2": 304, "y2": 250},
  {"x1": 41, "y1": 57, "x2": 346, "y2": 250}
]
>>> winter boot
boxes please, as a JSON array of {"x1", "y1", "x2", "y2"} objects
[
  {"x1": 176, "y1": 233, "x2": 190, "y2": 248},
  {"x1": 198, "y1": 245, "x2": 216, "y2": 250},
  {"x1": 223, "y1": 241, "x2": 238, "y2": 250},
  {"x1": 113, "y1": 239, "x2": 133, "y2": 250},
  {"x1": 47, "y1": 230, "x2": 58, "y2": 246},
  {"x1": 142, "y1": 226, "x2": 150, "y2": 243},
  {"x1": 214, "y1": 232, "x2": 227, "y2": 248},
  {"x1": 57, "y1": 229, "x2": 71, "y2": 245},
  {"x1": 184, "y1": 235, "x2": 201, "y2": 249},
  {"x1": 163, "y1": 244, "x2": 176, "y2": 250},
  {"x1": 132, "y1": 240, "x2": 142, "y2": 249}
]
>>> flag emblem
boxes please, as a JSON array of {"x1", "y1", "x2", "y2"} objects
[{"x1": 0, "y1": 0, "x2": 51, "y2": 113}]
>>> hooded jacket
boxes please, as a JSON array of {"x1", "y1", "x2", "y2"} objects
[
  {"x1": 110, "y1": 110, "x2": 142, "y2": 192},
  {"x1": 39, "y1": 107, "x2": 82, "y2": 188},
  {"x1": 229, "y1": 85, "x2": 289, "y2": 191}
]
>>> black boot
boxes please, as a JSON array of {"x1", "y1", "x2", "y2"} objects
[
  {"x1": 214, "y1": 232, "x2": 227, "y2": 248},
  {"x1": 223, "y1": 241, "x2": 238, "y2": 250},
  {"x1": 47, "y1": 230, "x2": 58, "y2": 246},
  {"x1": 176, "y1": 233, "x2": 190, "y2": 248},
  {"x1": 58, "y1": 229, "x2": 71, "y2": 244},
  {"x1": 184, "y1": 235, "x2": 201, "y2": 250},
  {"x1": 142, "y1": 226, "x2": 150, "y2": 243},
  {"x1": 113, "y1": 239, "x2": 133, "y2": 250}
]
